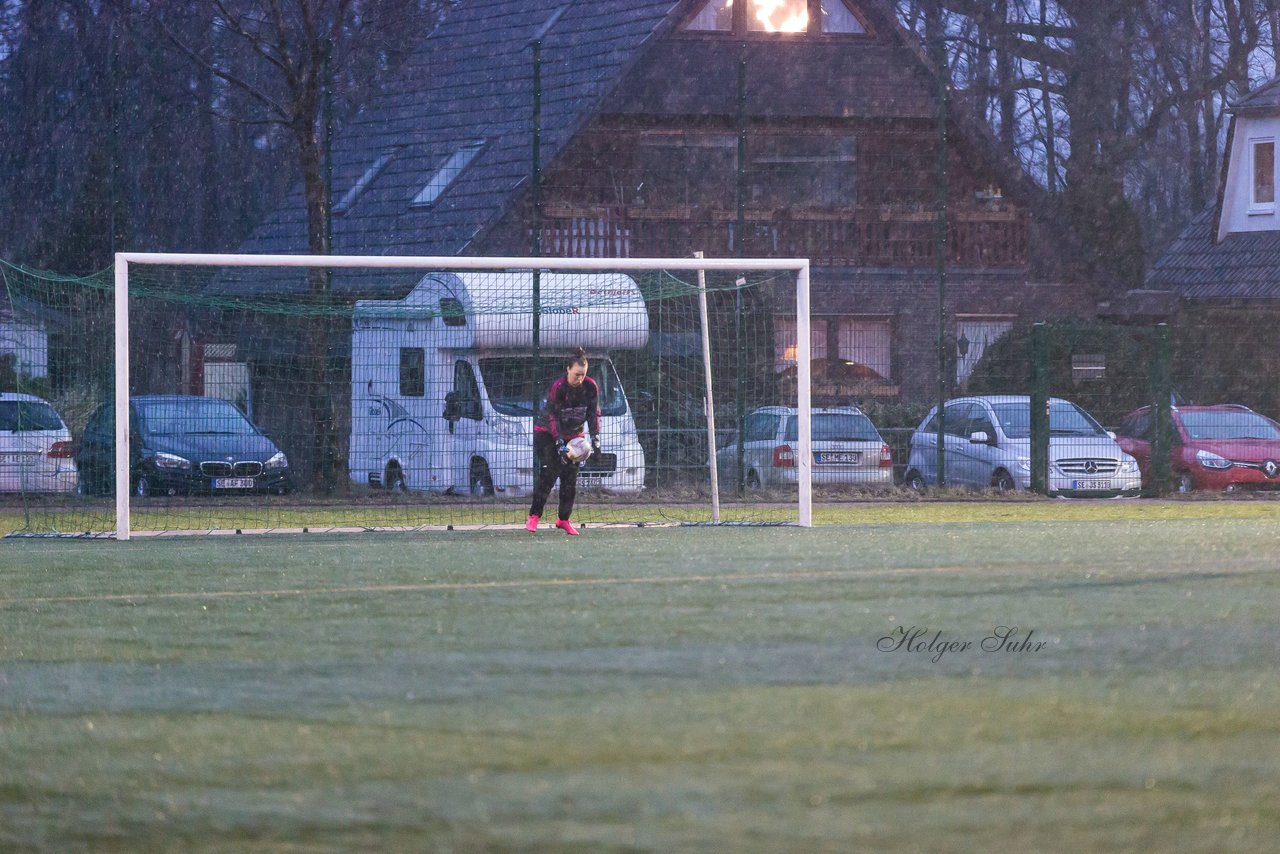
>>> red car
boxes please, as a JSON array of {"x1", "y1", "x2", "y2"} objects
[{"x1": 1115, "y1": 404, "x2": 1280, "y2": 492}]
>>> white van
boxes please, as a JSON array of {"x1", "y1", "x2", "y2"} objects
[{"x1": 349, "y1": 271, "x2": 648, "y2": 496}]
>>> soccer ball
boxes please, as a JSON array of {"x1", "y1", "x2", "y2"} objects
[{"x1": 564, "y1": 435, "x2": 593, "y2": 462}]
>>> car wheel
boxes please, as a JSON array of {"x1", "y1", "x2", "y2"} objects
[
  {"x1": 904, "y1": 470, "x2": 926, "y2": 493},
  {"x1": 134, "y1": 475, "x2": 151, "y2": 498},
  {"x1": 745, "y1": 470, "x2": 762, "y2": 490},
  {"x1": 469, "y1": 460, "x2": 494, "y2": 498},
  {"x1": 385, "y1": 464, "x2": 408, "y2": 493},
  {"x1": 993, "y1": 470, "x2": 1016, "y2": 494},
  {"x1": 1176, "y1": 473, "x2": 1195, "y2": 494}
]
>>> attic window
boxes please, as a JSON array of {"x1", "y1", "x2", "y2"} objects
[
  {"x1": 819, "y1": 1, "x2": 865, "y2": 33},
  {"x1": 411, "y1": 141, "x2": 486, "y2": 209},
  {"x1": 683, "y1": 0, "x2": 867, "y2": 35},
  {"x1": 1251, "y1": 139, "x2": 1275, "y2": 210},
  {"x1": 684, "y1": 0, "x2": 732, "y2": 30},
  {"x1": 747, "y1": 0, "x2": 809, "y2": 31},
  {"x1": 334, "y1": 149, "x2": 396, "y2": 216}
]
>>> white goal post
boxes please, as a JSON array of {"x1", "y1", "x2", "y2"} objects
[{"x1": 113, "y1": 252, "x2": 813, "y2": 539}]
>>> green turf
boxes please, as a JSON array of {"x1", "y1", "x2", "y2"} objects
[{"x1": 2, "y1": 505, "x2": 1279, "y2": 851}]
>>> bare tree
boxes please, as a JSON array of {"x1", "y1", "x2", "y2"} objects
[{"x1": 901, "y1": 0, "x2": 1277, "y2": 286}]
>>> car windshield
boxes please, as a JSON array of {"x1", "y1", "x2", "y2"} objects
[
  {"x1": 991, "y1": 401, "x2": 1106, "y2": 438},
  {"x1": 139, "y1": 399, "x2": 258, "y2": 436},
  {"x1": 479, "y1": 356, "x2": 628, "y2": 417},
  {"x1": 1180, "y1": 410, "x2": 1280, "y2": 440},
  {"x1": 785, "y1": 412, "x2": 880, "y2": 442},
  {"x1": 0, "y1": 400, "x2": 65, "y2": 432}
]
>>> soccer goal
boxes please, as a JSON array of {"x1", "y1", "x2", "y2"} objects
[{"x1": 3, "y1": 253, "x2": 813, "y2": 538}]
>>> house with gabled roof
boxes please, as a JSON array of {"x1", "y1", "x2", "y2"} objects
[
  {"x1": 213, "y1": 0, "x2": 1107, "y2": 420},
  {"x1": 1142, "y1": 75, "x2": 1280, "y2": 310}
]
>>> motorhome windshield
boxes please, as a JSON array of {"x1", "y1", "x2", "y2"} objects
[
  {"x1": 480, "y1": 357, "x2": 628, "y2": 417},
  {"x1": 992, "y1": 401, "x2": 1106, "y2": 439}
]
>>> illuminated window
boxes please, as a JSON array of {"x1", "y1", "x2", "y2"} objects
[
  {"x1": 1252, "y1": 139, "x2": 1275, "y2": 208},
  {"x1": 774, "y1": 317, "x2": 827, "y2": 372},
  {"x1": 747, "y1": 0, "x2": 809, "y2": 32},
  {"x1": 683, "y1": 0, "x2": 867, "y2": 35},
  {"x1": 411, "y1": 140, "x2": 486, "y2": 209}
]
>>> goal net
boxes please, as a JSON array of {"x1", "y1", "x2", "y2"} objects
[{"x1": 2, "y1": 254, "x2": 813, "y2": 538}]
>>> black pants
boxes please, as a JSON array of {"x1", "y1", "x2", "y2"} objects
[{"x1": 530, "y1": 432, "x2": 579, "y2": 521}]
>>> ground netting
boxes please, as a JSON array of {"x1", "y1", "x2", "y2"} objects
[{"x1": 2, "y1": 259, "x2": 813, "y2": 535}]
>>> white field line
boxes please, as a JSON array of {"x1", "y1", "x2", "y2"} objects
[{"x1": 0, "y1": 562, "x2": 1268, "y2": 608}]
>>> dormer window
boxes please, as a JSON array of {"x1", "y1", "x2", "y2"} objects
[
  {"x1": 683, "y1": 0, "x2": 867, "y2": 35},
  {"x1": 1251, "y1": 138, "x2": 1275, "y2": 212},
  {"x1": 411, "y1": 140, "x2": 486, "y2": 209}
]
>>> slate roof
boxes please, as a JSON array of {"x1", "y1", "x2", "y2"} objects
[
  {"x1": 1145, "y1": 75, "x2": 1280, "y2": 302},
  {"x1": 219, "y1": 0, "x2": 681, "y2": 297},
  {"x1": 1230, "y1": 75, "x2": 1280, "y2": 116},
  {"x1": 1146, "y1": 206, "x2": 1280, "y2": 299},
  {"x1": 216, "y1": 0, "x2": 1101, "y2": 299}
]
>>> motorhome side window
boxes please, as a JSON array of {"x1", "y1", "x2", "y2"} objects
[
  {"x1": 400, "y1": 348, "x2": 425, "y2": 397},
  {"x1": 453, "y1": 360, "x2": 482, "y2": 419}
]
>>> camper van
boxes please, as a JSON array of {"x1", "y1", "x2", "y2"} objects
[{"x1": 349, "y1": 271, "x2": 648, "y2": 496}]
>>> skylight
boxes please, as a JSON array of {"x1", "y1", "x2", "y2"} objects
[
  {"x1": 333, "y1": 149, "x2": 396, "y2": 216},
  {"x1": 410, "y1": 140, "x2": 486, "y2": 209}
]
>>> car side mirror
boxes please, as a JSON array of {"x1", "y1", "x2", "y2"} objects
[
  {"x1": 443, "y1": 392, "x2": 461, "y2": 420},
  {"x1": 969, "y1": 431, "x2": 990, "y2": 445},
  {"x1": 1106, "y1": 430, "x2": 1117, "y2": 440}
]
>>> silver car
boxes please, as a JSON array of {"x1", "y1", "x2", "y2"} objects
[
  {"x1": 717, "y1": 405, "x2": 892, "y2": 488},
  {"x1": 0, "y1": 393, "x2": 78, "y2": 493},
  {"x1": 904, "y1": 395, "x2": 1142, "y2": 496}
]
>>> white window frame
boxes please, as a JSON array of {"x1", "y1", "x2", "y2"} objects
[
  {"x1": 410, "y1": 140, "x2": 486, "y2": 209},
  {"x1": 1249, "y1": 137, "x2": 1276, "y2": 214}
]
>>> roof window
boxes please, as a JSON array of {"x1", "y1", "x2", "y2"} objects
[
  {"x1": 410, "y1": 140, "x2": 486, "y2": 209},
  {"x1": 334, "y1": 149, "x2": 396, "y2": 216}
]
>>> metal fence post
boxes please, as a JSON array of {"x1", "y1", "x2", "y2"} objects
[
  {"x1": 1030, "y1": 322, "x2": 1050, "y2": 495},
  {"x1": 1149, "y1": 322, "x2": 1173, "y2": 496}
]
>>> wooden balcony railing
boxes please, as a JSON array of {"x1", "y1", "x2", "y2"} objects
[{"x1": 537, "y1": 204, "x2": 1028, "y2": 267}]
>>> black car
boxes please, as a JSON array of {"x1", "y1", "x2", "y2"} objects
[{"x1": 77, "y1": 395, "x2": 292, "y2": 496}]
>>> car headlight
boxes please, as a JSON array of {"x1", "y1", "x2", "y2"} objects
[
  {"x1": 1015, "y1": 456, "x2": 1031, "y2": 472},
  {"x1": 265, "y1": 451, "x2": 288, "y2": 470},
  {"x1": 1195, "y1": 449, "x2": 1232, "y2": 470},
  {"x1": 1119, "y1": 455, "x2": 1140, "y2": 473},
  {"x1": 153, "y1": 452, "x2": 191, "y2": 470}
]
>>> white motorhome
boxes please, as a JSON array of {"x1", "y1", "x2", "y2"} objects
[{"x1": 349, "y1": 271, "x2": 648, "y2": 495}]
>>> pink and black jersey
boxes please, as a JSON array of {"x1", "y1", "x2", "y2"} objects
[{"x1": 534, "y1": 376, "x2": 600, "y2": 440}]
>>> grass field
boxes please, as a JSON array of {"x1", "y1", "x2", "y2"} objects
[{"x1": 2, "y1": 502, "x2": 1279, "y2": 851}]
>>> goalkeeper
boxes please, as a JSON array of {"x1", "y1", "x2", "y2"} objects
[{"x1": 526, "y1": 347, "x2": 601, "y2": 536}]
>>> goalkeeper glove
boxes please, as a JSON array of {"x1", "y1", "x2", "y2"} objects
[{"x1": 557, "y1": 440, "x2": 570, "y2": 463}]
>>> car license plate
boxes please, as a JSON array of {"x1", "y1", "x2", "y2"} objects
[
  {"x1": 815, "y1": 451, "x2": 861, "y2": 464},
  {"x1": 214, "y1": 477, "x2": 256, "y2": 489},
  {"x1": 0, "y1": 453, "x2": 33, "y2": 464},
  {"x1": 1071, "y1": 479, "x2": 1112, "y2": 490}
]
